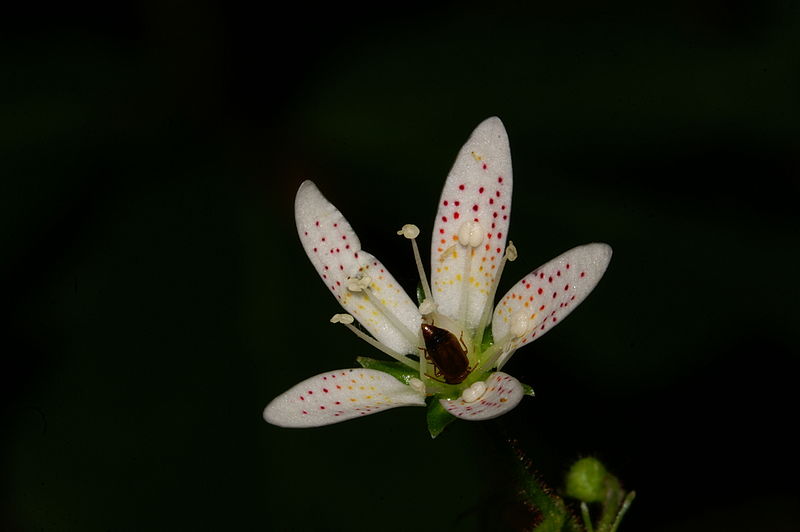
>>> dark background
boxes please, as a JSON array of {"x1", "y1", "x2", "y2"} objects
[{"x1": 4, "y1": 2, "x2": 799, "y2": 530}]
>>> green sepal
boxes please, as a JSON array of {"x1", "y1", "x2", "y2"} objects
[
  {"x1": 356, "y1": 357, "x2": 419, "y2": 385},
  {"x1": 480, "y1": 326, "x2": 494, "y2": 351},
  {"x1": 521, "y1": 382, "x2": 536, "y2": 396},
  {"x1": 426, "y1": 397, "x2": 455, "y2": 438}
]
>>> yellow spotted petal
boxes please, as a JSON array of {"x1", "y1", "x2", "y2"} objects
[
  {"x1": 430, "y1": 117, "x2": 512, "y2": 329},
  {"x1": 492, "y1": 243, "x2": 612, "y2": 351},
  {"x1": 296, "y1": 181, "x2": 422, "y2": 355},
  {"x1": 264, "y1": 369, "x2": 425, "y2": 427}
]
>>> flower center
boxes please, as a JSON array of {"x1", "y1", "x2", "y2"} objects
[{"x1": 332, "y1": 223, "x2": 523, "y2": 393}]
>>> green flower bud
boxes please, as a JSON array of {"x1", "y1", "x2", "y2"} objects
[{"x1": 565, "y1": 457, "x2": 608, "y2": 502}]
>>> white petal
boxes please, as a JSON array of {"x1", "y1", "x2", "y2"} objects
[
  {"x1": 263, "y1": 369, "x2": 425, "y2": 427},
  {"x1": 430, "y1": 117, "x2": 512, "y2": 329},
  {"x1": 439, "y1": 372, "x2": 523, "y2": 420},
  {"x1": 492, "y1": 243, "x2": 612, "y2": 349},
  {"x1": 295, "y1": 181, "x2": 422, "y2": 355}
]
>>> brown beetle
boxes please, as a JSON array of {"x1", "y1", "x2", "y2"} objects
[{"x1": 420, "y1": 323, "x2": 474, "y2": 384}]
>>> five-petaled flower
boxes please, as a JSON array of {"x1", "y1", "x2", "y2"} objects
[{"x1": 263, "y1": 117, "x2": 612, "y2": 435}]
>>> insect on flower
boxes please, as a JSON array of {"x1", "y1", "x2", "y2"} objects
[{"x1": 263, "y1": 117, "x2": 612, "y2": 436}]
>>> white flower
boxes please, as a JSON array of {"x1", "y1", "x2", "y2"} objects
[{"x1": 263, "y1": 117, "x2": 612, "y2": 433}]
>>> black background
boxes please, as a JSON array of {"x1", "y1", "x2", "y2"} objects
[{"x1": 4, "y1": 2, "x2": 799, "y2": 530}]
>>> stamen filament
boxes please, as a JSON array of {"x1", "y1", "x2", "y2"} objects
[
  {"x1": 495, "y1": 345, "x2": 518, "y2": 370},
  {"x1": 473, "y1": 241, "x2": 517, "y2": 347},
  {"x1": 471, "y1": 343, "x2": 505, "y2": 376},
  {"x1": 359, "y1": 283, "x2": 422, "y2": 350},
  {"x1": 457, "y1": 250, "x2": 472, "y2": 331},
  {"x1": 398, "y1": 224, "x2": 433, "y2": 304},
  {"x1": 411, "y1": 237, "x2": 433, "y2": 303},
  {"x1": 340, "y1": 322, "x2": 420, "y2": 370},
  {"x1": 455, "y1": 221, "x2": 484, "y2": 331}
]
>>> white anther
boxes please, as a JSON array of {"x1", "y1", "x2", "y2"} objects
[
  {"x1": 505, "y1": 241, "x2": 518, "y2": 262},
  {"x1": 397, "y1": 224, "x2": 420, "y2": 239},
  {"x1": 510, "y1": 310, "x2": 531, "y2": 338},
  {"x1": 346, "y1": 275, "x2": 372, "y2": 292},
  {"x1": 330, "y1": 313, "x2": 355, "y2": 324},
  {"x1": 461, "y1": 381, "x2": 487, "y2": 403},
  {"x1": 409, "y1": 378, "x2": 426, "y2": 394},
  {"x1": 418, "y1": 299, "x2": 438, "y2": 316},
  {"x1": 457, "y1": 221, "x2": 484, "y2": 248}
]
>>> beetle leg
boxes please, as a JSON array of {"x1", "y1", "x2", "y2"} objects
[
  {"x1": 424, "y1": 373, "x2": 447, "y2": 384},
  {"x1": 418, "y1": 346, "x2": 434, "y2": 364},
  {"x1": 458, "y1": 331, "x2": 468, "y2": 352}
]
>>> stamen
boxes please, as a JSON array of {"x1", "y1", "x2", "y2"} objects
[
  {"x1": 347, "y1": 275, "x2": 421, "y2": 350},
  {"x1": 408, "y1": 378, "x2": 426, "y2": 394},
  {"x1": 455, "y1": 221, "x2": 485, "y2": 328},
  {"x1": 419, "y1": 299, "x2": 438, "y2": 316},
  {"x1": 474, "y1": 241, "x2": 518, "y2": 345},
  {"x1": 510, "y1": 309, "x2": 532, "y2": 338},
  {"x1": 461, "y1": 381, "x2": 487, "y2": 403},
  {"x1": 330, "y1": 313, "x2": 355, "y2": 324},
  {"x1": 505, "y1": 241, "x2": 518, "y2": 262},
  {"x1": 346, "y1": 275, "x2": 372, "y2": 292},
  {"x1": 495, "y1": 346, "x2": 517, "y2": 370},
  {"x1": 398, "y1": 223, "x2": 433, "y2": 303},
  {"x1": 471, "y1": 343, "x2": 503, "y2": 376},
  {"x1": 396, "y1": 224, "x2": 420, "y2": 239},
  {"x1": 438, "y1": 245, "x2": 457, "y2": 262},
  {"x1": 332, "y1": 314, "x2": 420, "y2": 370},
  {"x1": 457, "y1": 221, "x2": 484, "y2": 248}
]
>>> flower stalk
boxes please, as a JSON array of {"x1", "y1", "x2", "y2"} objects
[{"x1": 513, "y1": 446, "x2": 635, "y2": 532}]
